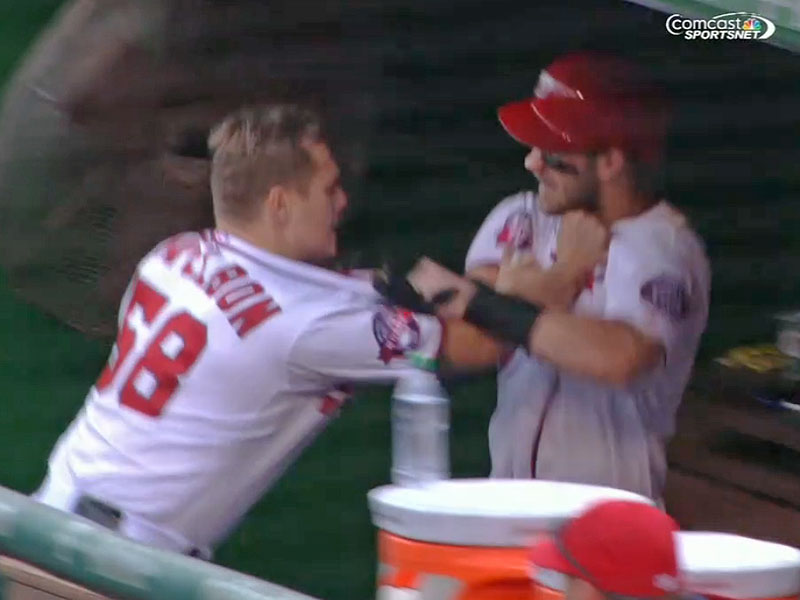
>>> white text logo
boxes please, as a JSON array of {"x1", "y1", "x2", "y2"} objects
[{"x1": 666, "y1": 12, "x2": 776, "y2": 40}]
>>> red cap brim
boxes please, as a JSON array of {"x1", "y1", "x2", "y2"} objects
[
  {"x1": 498, "y1": 99, "x2": 579, "y2": 153},
  {"x1": 529, "y1": 535, "x2": 580, "y2": 578}
]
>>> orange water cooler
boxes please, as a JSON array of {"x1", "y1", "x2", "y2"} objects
[{"x1": 368, "y1": 479, "x2": 653, "y2": 600}]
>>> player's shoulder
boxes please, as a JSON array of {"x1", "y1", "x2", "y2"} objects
[
  {"x1": 296, "y1": 279, "x2": 379, "y2": 320},
  {"x1": 490, "y1": 190, "x2": 535, "y2": 212},
  {"x1": 481, "y1": 190, "x2": 543, "y2": 220},
  {"x1": 610, "y1": 201, "x2": 708, "y2": 270},
  {"x1": 474, "y1": 189, "x2": 558, "y2": 239},
  {"x1": 137, "y1": 229, "x2": 262, "y2": 299},
  {"x1": 138, "y1": 230, "x2": 212, "y2": 266}
]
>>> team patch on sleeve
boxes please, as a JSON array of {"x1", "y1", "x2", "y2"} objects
[
  {"x1": 372, "y1": 305, "x2": 421, "y2": 364},
  {"x1": 640, "y1": 275, "x2": 690, "y2": 320},
  {"x1": 496, "y1": 209, "x2": 534, "y2": 250}
]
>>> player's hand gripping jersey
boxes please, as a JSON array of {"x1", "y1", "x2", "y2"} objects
[
  {"x1": 39, "y1": 229, "x2": 442, "y2": 555},
  {"x1": 466, "y1": 192, "x2": 710, "y2": 499}
]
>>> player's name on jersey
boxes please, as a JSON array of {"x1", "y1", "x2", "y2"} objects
[{"x1": 162, "y1": 234, "x2": 281, "y2": 338}]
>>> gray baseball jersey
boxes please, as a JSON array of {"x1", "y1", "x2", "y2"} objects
[{"x1": 465, "y1": 192, "x2": 710, "y2": 499}]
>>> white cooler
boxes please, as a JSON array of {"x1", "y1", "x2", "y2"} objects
[{"x1": 679, "y1": 532, "x2": 800, "y2": 600}]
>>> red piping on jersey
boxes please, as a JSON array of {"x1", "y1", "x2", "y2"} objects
[
  {"x1": 319, "y1": 384, "x2": 353, "y2": 417},
  {"x1": 379, "y1": 570, "x2": 419, "y2": 590},
  {"x1": 530, "y1": 379, "x2": 559, "y2": 478}
]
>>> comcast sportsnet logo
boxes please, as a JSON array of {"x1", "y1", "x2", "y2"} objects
[{"x1": 666, "y1": 12, "x2": 776, "y2": 41}]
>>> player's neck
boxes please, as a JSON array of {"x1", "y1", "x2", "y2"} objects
[
  {"x1": 597, "y1": 185, "x2": 659, "y2": 226},
  {"x1": 215, "y1": 219, "x2": 301, "y2": 261}
]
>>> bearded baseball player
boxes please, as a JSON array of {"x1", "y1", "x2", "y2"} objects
[
  {"x1": 380, "y1": 52, "x2": 711, "y2": 502},
  {"x1": 33, "y1": 104, "x2": 478, "y2": 558}
]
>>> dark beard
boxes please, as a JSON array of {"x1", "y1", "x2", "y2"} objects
[{"x1": 573, "y1": 184, "x2": 600, "y2": 213}]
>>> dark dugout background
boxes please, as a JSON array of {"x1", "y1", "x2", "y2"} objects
[{"x1": 0, "y1": 1, "x2": 799, "y2": 599}]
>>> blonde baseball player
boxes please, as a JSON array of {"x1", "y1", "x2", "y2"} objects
[
  {"x1": 380, "y1": 52, "x2": 711, "y2": 502},
  {"x1": 34, "y1": 105, "x2": 453, "y2": 558}
]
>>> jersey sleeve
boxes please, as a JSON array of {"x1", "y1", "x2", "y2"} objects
[
  {"x1": 288, "y1": 302, "x2": 444, "y2": 383},
  {"x1": 464, "y1": 191, "x2": 539, "y2": 272},
  {"x1": 602, "y1": 230, "x2": 710, "y2": 364}
]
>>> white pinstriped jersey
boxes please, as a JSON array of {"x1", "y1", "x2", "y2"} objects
[
  {"x1": 40, "y1": 230, "x2": 442, "y2": 553},
  {"x1": 466, "y1": 192, "x2": 710, "y2": 499}
]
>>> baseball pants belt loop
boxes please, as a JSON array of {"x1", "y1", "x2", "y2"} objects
[{"x1": 33, "y1": 476, "x2": 209, "y2": 559}]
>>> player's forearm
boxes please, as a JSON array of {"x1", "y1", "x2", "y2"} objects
[
  {"x1": 450, "y1": 281, "x2": 662, "y2": 384},
  {"x1": 439, "y1": 319, "x2": 501, "y2": 369},
  {"x1": 528, "y1": 313, "x2": 663, "y2": 385},
  {"x1": 499, "y1": 262, "x2": 584, "y2": 310},
  {"x1": 466, "y1": 265, "x2": 499, "y2": 287},
  {"x1": 470, "y1": 262, "x2": 583, "y2": 310},
  {"x1": 390, "y1": 260, "x2": 659, "y2": 383}
]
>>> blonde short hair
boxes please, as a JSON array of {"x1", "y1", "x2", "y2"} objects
[{"x1": 208, "y1": 104, "x2": 324, "y2": 221}]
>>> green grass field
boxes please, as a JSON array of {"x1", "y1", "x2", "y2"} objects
[{"x1": 2, "y1": 2, "x2": 800, "y2": 599}]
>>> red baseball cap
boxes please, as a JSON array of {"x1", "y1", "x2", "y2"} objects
[
  {"x1": 498, "y1": 52, "x2": 668, "y2": 164},
  {"x1": 530, "y1": 500, "x2": 680, "y2": 598}
]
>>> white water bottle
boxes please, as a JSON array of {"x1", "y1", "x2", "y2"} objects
[{"x1": 390, "y1": 370, "x2": 450, "y2": 486}]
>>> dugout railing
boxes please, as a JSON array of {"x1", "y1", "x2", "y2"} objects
[{"x1": 0, "y1": 486, "x2": 321, "y2": 600}]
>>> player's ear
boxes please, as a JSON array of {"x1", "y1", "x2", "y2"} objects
[
  {"x1": 594, "y1": 147, "x2": 626, "y2": 183},
  {"x1": 265, "y1": 185, "x2": 290, "y2": 225},
  {"x1": 565, "y1": 576, "x2": 604, "y2": 600}
]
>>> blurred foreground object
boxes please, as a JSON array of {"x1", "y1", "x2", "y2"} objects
[
  {"x1": 0, "y1": 0, "x2": 376, "y2": 337},
  {"x1": 678, "y1": 532, "x2": 800, "y2": 600}
]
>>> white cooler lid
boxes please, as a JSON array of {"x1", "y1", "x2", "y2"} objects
[
  {"x1": 368, "y1": 479, "x2": 652, "y2": 547},
  {"x1": 678, "y1": 532, "x2": 800, "y2": 599}
]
